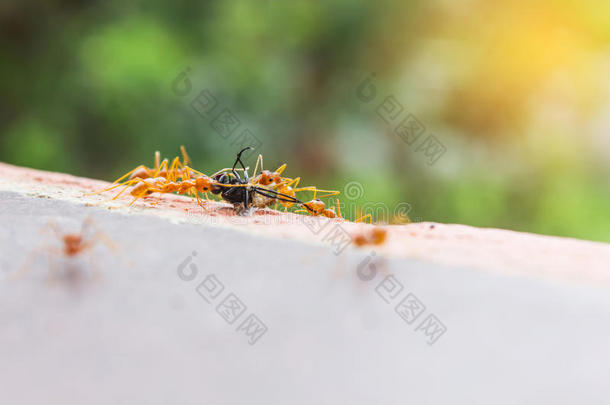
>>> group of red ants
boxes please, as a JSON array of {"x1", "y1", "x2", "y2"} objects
[{"x1": 93, "y1": 145, "x2": 372, "y2": 223}]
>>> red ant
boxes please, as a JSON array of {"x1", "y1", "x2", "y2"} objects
[
  {"x1": 297, "y1": 197, "x2": 372, "y2": 223},
  {"x1": 91, "y1": 146, "x2": 209, "y2": 206},
  {"x1": 12, "y1": 218, "x2": 115, "y2": 284},
  {"x1": 353, "y1": 227, "x2": 388, "y2": 246},
  {"x1": 300, "y1": 198, "x2": 341, "y2": 218},
  {"x1": 93, "y1": 145, "x2": 374, "y2": 223},
  {"x1": 251, "y1": 153, "x2": 340, "y2": 210}
]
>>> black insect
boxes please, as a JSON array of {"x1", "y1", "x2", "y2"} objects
[{"x1": 211, "y1": 147, "x2": 309, "y2": 214}]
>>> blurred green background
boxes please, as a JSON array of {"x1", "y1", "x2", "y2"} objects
[{"x1": 2, "y1": 0, "x2": 610, "y2": 241}]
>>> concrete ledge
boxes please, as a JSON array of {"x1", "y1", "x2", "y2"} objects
[
  {"x1": 1, "y1": 162, "x2": 609, "y2": 404},
  {"x1": 1, "y1": 161, "x2": 609, "y2": 286}
]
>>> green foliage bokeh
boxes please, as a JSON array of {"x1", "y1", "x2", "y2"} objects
[{"x1": 1, "y1": 0, "x2": 610, "y2": 241}]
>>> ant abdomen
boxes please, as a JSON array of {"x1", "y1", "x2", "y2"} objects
[
  {"x1": 322, "y1": 209, "x2": 337, "y2": 218},
  {"x1": 128, "y1": 165, "x2": 153, "y2": 181},
  {"x1": 130, "y1": 181, "x2": 151, "y2": 197}
]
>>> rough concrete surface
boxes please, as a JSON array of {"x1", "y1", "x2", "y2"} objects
[{"x1": 1, "y1": 162, "x2": 610, "y2": 405}]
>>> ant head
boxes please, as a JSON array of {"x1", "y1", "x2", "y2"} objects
[
  {"x1": 353, "y1": 234, "x2": 368, "y2": 246},
  {"x1": 63, "y1": 234, "x2": 83, "y2": 255},
  {"x1": 195, "y1": 176, "x2": 212, "y2": 192},
  {"x1": 258, "y1": 170, "x2": 281, "y2": 186}
]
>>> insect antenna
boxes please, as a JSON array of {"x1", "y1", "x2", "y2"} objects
[
  {"x1": 232, "y1": 146, "x2": 253, "y2": 180},
  {"x1": 251, "y1": 187, "x2": 315, "y2": 213}
]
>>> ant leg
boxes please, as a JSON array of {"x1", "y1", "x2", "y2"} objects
[
  {"x1": 100, "y1": 180, "x2": 136, "y2": 198},
  {"x1": 336, "y1": 199, "x2": 342, "y2": 218},
  {"x1": 293, "y1": 185, "x2": 317, "y2": 194},
  {"x1": 87, "y1": 224, "x2": 117, "y2": 252},
  {"x1": 231, "y1": 168, "x2": 243, "y2": 183},
  {"x1": 80, "y1": 233, "x2": 114, "y2": 256},
  {"x1": 168, "y1": 157, "x2": 181, "y2": 181},
  {"x1": 289, "y1": 181, "x2": 340, "y2": 200},
  {"x1": 37, "y1": 221, "x2": 63, "y2": 239},
  {"x1": 232, "y1": 147, "x2": 252, "y2": 180},
  {"x1": 174, "y1": 158, "x2": 190, "y2": 182},
  {"x1": 128, "y1": 193, "x2": 150, "y2": 207},
  {"x1": 10, "y1": 247, "x2": 51, "y2": 280},
  {"x1": 275, "y1": 163, "x2": 287, "y2": 175},
  {"x1": 272, "y1": 176, "x2": 297, "y2": 189},
  {"x1": 197, "y1": 194, "x2": 206, "y2": 208},
  {"x1": 210, "y1": 167, "x2": 244, "y2": 177},
  {"x1": 110, "y1": 167, "x2": 146, "y2": 185},
  {"x1": 355, "y1": 214, "x2": 372, "y2": 224},
  {"x1": 82, "y1": 226, "x2": 123, "y2": 271},
  {"x1": 254, "y1": 154, "x2": 262, "y2": 177},
  {"x1": 186, "y1": 166, "x2": 207, "y2": 178},
  {"x1": 290, "y1": 177, "x2": 301, "y2": 188},
  {"x1": 243, "y1": 188, "x2": 250, "y2": 213},
  {"x1": 290, "y1": 184, "x2": 338, "y2": 200},
  {"x1": 315, "y1": 189, "x2": 340, "y2": 199},
  {"x1": 111, "y1": 179, "x2": 141, "y2": 200},
  {"x1": 213, "y1": 181, "x2": 254, "y2": 189},
  {"x1": 180, "y1": 145, "x2": 191, "y2": 167},
  {"x1": 154, "y1": 151, "x2": 161, "y2": 171},
  {"x1": 100, "y1": 177, "x2": 139, "y2": 194},
  {"x1": 192, "y1": 188, "x2": 204, "y2": 207},
  {"x1": 11, "y1": 240, "x2": 63, "y2": 283},
  {"x1": 181, "y1": 164, "x2": 191, "y2": 182},
  {"x1": 154, "y1": 159, "x2": 169, "y2": 177},
  {"x1": 84, "y1": 171, "x2": 141, "y2": 196},
  {"x1": 252, "y1": 154, "x2": 263, "y2": 179}
]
